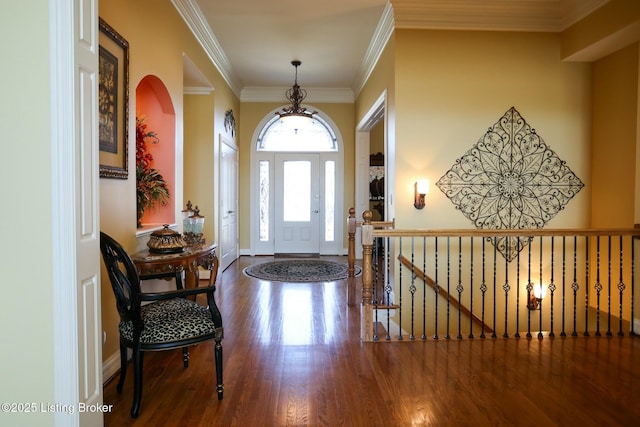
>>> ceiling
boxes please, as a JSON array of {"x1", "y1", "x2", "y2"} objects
[{"x1": 178, "y1": 0, "x2": 609, "y2": 101}]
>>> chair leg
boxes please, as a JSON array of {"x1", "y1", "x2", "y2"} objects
[
  {"x1": 215, "y1": 338, "x2": 224, "y2": 400},
  {"x1": 116, "y1": 342, "x2": 128, "y2": 393},
  {"x1": 182, "y1": 347, "x2": 189, "y2": 368},
  {"x1": 130, "y1": 349, "x2": 143, "y2": 418}
]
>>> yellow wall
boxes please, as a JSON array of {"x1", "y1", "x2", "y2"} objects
[
  {"x1": 99, "y1": 0, "x2": 238, "y2": 362},
  {"x1": 237, "y1": 102, "x2": 355, "y2": 250},
  {"x1": 184, "y1": 93, "x2": 216, "y2": 236},
  {"x1": 184, "y1": 85, "x2": 239, "y2": 245},
  {"x1": 392, "y1": 30, "x2": 592, "y2": 230},
  {"x1": 591, "y1": 43, "x2": 639, "y2": 227}
]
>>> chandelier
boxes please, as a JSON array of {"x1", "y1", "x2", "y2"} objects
[{"x1": 277, "y1": 60, "x2": 317, "y2": 118}]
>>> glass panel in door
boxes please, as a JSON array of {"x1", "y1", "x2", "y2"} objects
[{"x1": 274, "y1": 154, "x2": 319, "y2": 254}]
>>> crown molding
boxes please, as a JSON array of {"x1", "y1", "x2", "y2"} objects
[
  {"x1": 184, "y1": 86, "x2": 215, "y2": 95},
  {"x1": 353, "y1": 2, "x2": 395, "y2": 97},
  {"x1": 393, "y1": 0, "x2": 559, "y2": 32},
  {"x1": 391, "y1": 0, "x2": 609, "y2": 32},
  {"x1": 241, "y1": 87, "x2": 354, "y2": 103},
  {"x1": 171, "y1": 0, "x2": 241, "y2": 97}
]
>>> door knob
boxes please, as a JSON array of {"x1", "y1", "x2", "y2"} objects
[{"x1": 312, "y1": 210, "x2": 319, "y2": 213}]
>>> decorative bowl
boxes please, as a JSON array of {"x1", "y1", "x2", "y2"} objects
[{"x1": 147, "y1": 225, "x2": 186, "y2": 254}]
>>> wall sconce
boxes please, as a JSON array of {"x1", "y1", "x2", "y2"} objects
[
  {"x1": 527, "y1": 283, "x2": 546, "y2": 310},
  {"x1": 413, "y1": 179, "x2": 429, "y2": 209}
]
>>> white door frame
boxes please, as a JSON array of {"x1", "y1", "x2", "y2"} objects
[
  {"x1": 249, "y1": 107, "x2": 344, "y2": 256},
  {"x1": 355, "y1": 91, "x2": 388, "y2": 259},
  {"x1": 52, "y1": 0, "x2": 102, "y2": 425}
]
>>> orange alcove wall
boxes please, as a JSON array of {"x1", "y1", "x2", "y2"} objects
[{"x1": 136, "y1": 75, "x2": 176, "y2": 227}]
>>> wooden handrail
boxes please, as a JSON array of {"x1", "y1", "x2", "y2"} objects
[
  {"x1": 397, "y1": 255, "x2": 493, "y2": 334},
  {"x1": 357, "y1": 219, "x2": 395, "y2": 229},
  {"x1": 373, "y1": 228, "x2": 640, "y2": 238}
]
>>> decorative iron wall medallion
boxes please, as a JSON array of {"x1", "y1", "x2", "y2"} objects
[{"x1": 436, "y1": 107, "x2": 584, "y2": 261}]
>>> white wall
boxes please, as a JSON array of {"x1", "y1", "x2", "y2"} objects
[{"x1": 0, "y1": 2, "x2": 56, "y2": 425}]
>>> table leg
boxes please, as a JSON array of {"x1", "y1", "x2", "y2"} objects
[{"x1": 185, "y1": 259, "x2": 200, "y2": 290}]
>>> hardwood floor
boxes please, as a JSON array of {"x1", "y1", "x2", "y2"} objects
[{"x1": 104, "y1": 256, "x2": 640, "y2": 426}]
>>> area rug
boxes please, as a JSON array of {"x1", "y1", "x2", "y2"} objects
[{"x1": 243, "y1": 259, "x2": 361, "y2": 282}]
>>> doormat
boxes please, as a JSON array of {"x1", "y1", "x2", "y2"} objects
[{"x1": 243, "y1": 260, "x2": 361, "y2": 282}]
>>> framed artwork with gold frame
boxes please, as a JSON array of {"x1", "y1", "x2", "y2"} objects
[{"x1": 98, "y1": 18, "x2": 129, "y2": 179}]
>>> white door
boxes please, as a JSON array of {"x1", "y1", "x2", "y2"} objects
[
  {"x1": 77, "y1": 2, "x2": 103, "y2": 425},
  {"x1": 219, "y1": 136, "x2": 238, "y2": 271},
  {"x1": 274, "y1": 154, "x2": 320, "y2": 254},
  {"x1": 52, "y1": 0, "x2": 102, "y2": 424}
]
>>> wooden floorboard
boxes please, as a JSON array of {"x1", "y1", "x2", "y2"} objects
[{"x1": 104, "y1": 255, "x2": 640, "y2": 426}]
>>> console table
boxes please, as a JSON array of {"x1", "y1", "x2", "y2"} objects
[{"x1": 131, "y1": 242, "x2": 219, "y2": 289}]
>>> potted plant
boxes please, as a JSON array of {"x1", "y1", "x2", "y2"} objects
[{"x1": 136, "y1": 116, "x2": 170, "y2": 228}]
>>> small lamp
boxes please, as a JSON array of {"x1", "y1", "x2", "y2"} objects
[{"x1": 414, "y1": 179, "x2": 429, "y2": 210}]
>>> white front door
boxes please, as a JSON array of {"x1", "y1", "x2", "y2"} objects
[
  {"x1": 219, "y1": 136, "x2": 238, "y2": 271},
  {"x1": 274, "y1": 154, "x2": 320, "y2": 254}
]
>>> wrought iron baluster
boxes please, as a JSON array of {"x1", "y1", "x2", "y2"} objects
[
  {"x1": 373, "y1": 237, "x2": 379, "y2": 341},
  {"x1": 409, "y1": 237, "x2": 417, "y2": 339},
  {"x1": 373, "y1": 238, "x2": 379, "y2": 304},
  {"x1": 595, "y1": 236, "x2": 602, "y2": 337},
  {"x1": 457, "y1": 236, "x2": 463, "y2": 340},
  {"x1": 446, "y1": 236, "x2": 451, "y2": 339},
  {"x1": 526, "y1": 238, "x2": 533, "y2": 338},
  {"x1": 385, "y1": 236, "x2": 391, "y2": 340},
  {"x1": 571, "y1": 236, "x2": 579, "y2": 336},
  {"x1": 549, "y1": 236, "x2": 556, "y2": 338},
  {"x1": 631, "y1": 235, "x2": 635, "y2": 336},
  {"x1": 469, "y1": 237, "x2": 474, "y2": 339},
  {"x1": 584, "y1": 236, "x2": 590, "y2": 337},
  {"x1": 515, "y1": 243, "x2": 521, "y2": 338},
  {"x1": 422, "y1": 236, "x2": 427, "y2": 340},
  {"x1": 480, "y1": 238, "x2": 487, "y2": 339},
  {"x1": 503, "y1": 236, "x2": 510, "y2": 338},
  {"x1": 396, "y1": 237, "x2": 402, "y2": 341},
  {"x1": 492, "y1": 237, "x2": 497, "y2": 338},
  {"x1": 617, "y1": 235, "x2": 625, "y2": 336},
  {"x1": 607, "y1": 235, "x2": 612, "y2": 337},
  {"x1": 561, "y1": 236, "x2": 567, "y2": 337},
  {"x1": 434, "y1": 237, "x2": 439, "y2": 340},
  {"x1": 538, "y1": 235, "x2": 543, "y2": 339}
]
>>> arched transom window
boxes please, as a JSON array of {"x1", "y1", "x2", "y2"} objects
[{"x1": 257, "y1": 115, "x2": 337, "y2": 152}]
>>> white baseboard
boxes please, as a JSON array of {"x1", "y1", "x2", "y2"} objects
[
  {"x1": 634, "y1": 318, "x2": 640, "y2": 334},
  {"x1": 102, "y1": 351, "x2": 121, "y2": 385}
]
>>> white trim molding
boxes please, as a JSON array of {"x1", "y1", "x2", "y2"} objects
[
  {"x1": 241, "y1": 87, "x2": 354, "y2": 103},
  {"x1": 171, "y1": 0, "x2": 242, "y2": 96}
]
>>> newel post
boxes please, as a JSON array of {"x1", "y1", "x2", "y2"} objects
[
  {"x1": 347, "y1": 207, "x2": 357, "y2": 306},
  {"x1": 361, "y1": 210, "x2": 374, "y2": 341}
]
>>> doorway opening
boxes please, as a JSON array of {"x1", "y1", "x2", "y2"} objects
[{"x1": 251, "y1": 109, "x2": 344, "y2": 255}]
